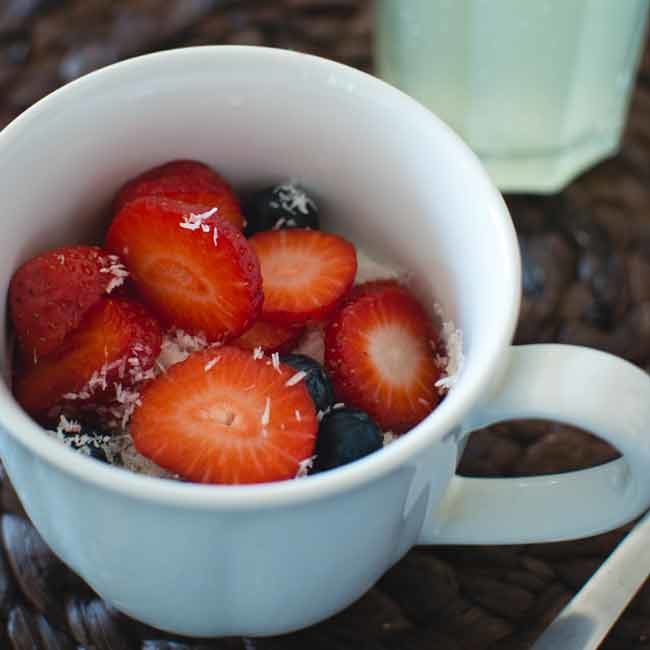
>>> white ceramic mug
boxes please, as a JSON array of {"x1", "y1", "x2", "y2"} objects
[{"x1": 0, "y1": 47, "x2": 649, "y2": 638}]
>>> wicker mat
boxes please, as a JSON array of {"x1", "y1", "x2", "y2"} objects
[{"x1": 1, "y1": 1, "x2": 650, "y2": 648}]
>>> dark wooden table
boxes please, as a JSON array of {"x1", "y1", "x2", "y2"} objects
[{"x1": 1, "y1": 2, "x2": 650, "y2": 648}]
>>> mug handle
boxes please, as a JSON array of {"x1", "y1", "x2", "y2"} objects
[{"x1": 419, "y1": 344, "x2": 650, "y2": 545}]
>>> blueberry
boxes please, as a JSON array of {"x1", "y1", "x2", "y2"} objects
[
  {"x1": 243, "y1": 183, "x2": 319, "y2": 236},
  {"x1": 313, "y1": 407, "x2": 383, "y2": 472},
  {"x1": 58, "y1": 423, "x2": 112, "y2": 463},
  {"x1": 279, "y1": 353, "x2": 334, "y2": 413}
]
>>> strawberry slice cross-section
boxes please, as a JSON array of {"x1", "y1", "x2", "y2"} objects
[
  {"x1": 105, "y1": 197, "x2": 263, "y2": 343},
  {"x1": 113, "y1": 160, "x2": 244, "y2": 230},
  {"x1": 249, "y1": 228, "x2": 357, "y2": 326},
  {"x1": 130, "y1": 346, "x2": 318, "y2": 484},
  {"x1": 324, "y1": 281, "x2": 441, "y2": 434}
]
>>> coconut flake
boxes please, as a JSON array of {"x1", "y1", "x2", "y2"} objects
[
  {"x1": 204, "y1": 356, "x2": 220, "y2": 372},
  {"x1": 212, "y1": 225, "x2": 219, "y2": 246},
  {"x1": 252, "y1": 346, "x2": 264, "y2": 360},
  {"x1": 274, "y1": 183, "x2": 316, "y2": 216},
  {"x1": 271, "y1": 352, "x2": 280, "y2": 372},
  {"x1": 433, "y1": 306, "x2": 464, "y2": 392},
  {"x1": 295, "y1": 409, "x2": 302, "y2": 422},
  {"x1": 179, "y1": 207, "x2": 218, "y2": 231},
  {"x1": 285, "y1": 370, "x2": 307, "y2": 387},
  {"x1": 382, "y1": 431, "x2": 396, "y2": 446},
  {"x1": 156, "y1": 328, "x2": 209, "y2": 371},
  {"x1": 100, "y1": 254, "x2": 129, "y2": 294},
  {"x1": 55, "y1": 414, "x2": 82, "y2": 435},
  {"x1": 295, "y1": 455, "x2": 316, "y2": 478},
  {"x1": 261, "y1": 397, "x2": 271, "y2": 428}
]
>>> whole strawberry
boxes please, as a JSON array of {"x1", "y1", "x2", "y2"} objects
[{"x1": 9, "y1": 245, "x2": 129, "y2": 363}]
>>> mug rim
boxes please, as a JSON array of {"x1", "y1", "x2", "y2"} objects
[{"x1": 0, "y1": 45, "x2": 521, "y2": 509}]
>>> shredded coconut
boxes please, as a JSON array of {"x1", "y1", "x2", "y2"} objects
[
  {"x1": 261, "y1": 397, "x2": 271, "y2": 427},
  {"x1": 332, "y1": 402, "x2": 344, "y2": 410},
  {"x1": 50, "y1": 415, "x2": 117, "y2": 460},
  {"x1": 271, "y1": 352, "x2": 280, "y2": 372},
  {"x1": 55, "y1": 414, "x2": 82, "y2": 435},
  {"x1": 62, "y1": 357, "x2": 125, "y2": 401},
  {"x1": 56, "y1": 254, "x2": 65, "y2": 265},
  {"x1": 433, "y1": 304, "x2": 464, "y2": 392},
  {"x1": 157, "y1": 329, "x2": 209, "y2": 371},
  {"x1": 272, "y1": 217, "x2": 297, "y2": 230},
  {"x1": 204, "y1": 356, "x2": 220, "y2": 372},
  {"x1": 100, "y1": 254, "x2": 129, "y2": 294},
  {"x1": 382, "y1": 431, "x2": 396, "y2": 446},
  {"x1": 295, "y1": 409, "x2": 302, "y2": 422},
  {"x1": 285, "y1": 370, "x2": 306, "y2": 387},
  {"x1": 252, "y1": 346, "x2": 264, "y2": 360},
  {"x1": 179, "y1": 207, "x2": 218, "y2": 231},
  {"x1": 272, "y1": 183, "x2": 316, "y2": 216},
  {"x1": 295, "y1": 455, "x2": 316, "y2": 478}
]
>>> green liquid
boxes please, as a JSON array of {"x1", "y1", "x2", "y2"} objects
[{"x1": 376, "y1": 0, "x2": 649, "y2": 193}]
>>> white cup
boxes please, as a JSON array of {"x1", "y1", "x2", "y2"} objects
[{"x1": 0, "y1": 46, "x2": 649, "y2": 638}]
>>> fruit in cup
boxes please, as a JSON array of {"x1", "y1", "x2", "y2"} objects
[
  {"x1": 13, "y1": 297, "x2": 162, "y2": 421},
  {"x1": 8, "y1": 159, "x2": 447, "y2": 484},
  {"x1": 113, "y1": 160, "x2": 244, "y2": 230},
  {"x1": 105, "y1": 197, "x2": 263, "y2": 342},
  {"x1": 249, "y1": 228, "x2": 357, "y2": 325},
  {"x1": 324, "y1": 280, "x2": 441, "y2": 434},
  {"x1": 130, "y1": 347, "x2": 318, "y2": 484},
  {"x1": 8, "y1": 245, "x2": 128, "y2": 362},
  {"x1": 313, "y1": 407, "x2": 383, "y2": 472}
]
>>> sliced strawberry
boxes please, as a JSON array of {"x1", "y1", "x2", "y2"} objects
[
  {"x1": 113, "y1": 160, "x2": 244, "y2": 229},
  {"x1": 343, "y1": 279, "x2": 441, "y2": 347},
  {"x1": 105, "y1": 197, "x2": 263, "y2": 343},
  {"x1": 233, "y1": 319, "x2": 304, "y2": 355},
  {"x1": 9, "y1": 245, "x2": 129, "y2": 362},
  {"x1": 13, "y1": 297, "x2": 162, "y2": 422},
  {"x1": 249, "y1": 229, "x2": 357, "y2": 325},
  {"x1": 131, "y1": 346, "x2": 318, "y2": 484},
  {"x1": 324, "y1": 283, "x2": 441, "y2": 434}
]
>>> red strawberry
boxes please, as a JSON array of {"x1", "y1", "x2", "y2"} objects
[
  {"x1": 324, "y1": 282, "x2": 441, "y2": 434},
  {"x1": 13, "y1": 297, "x2": 162, "y2": 422},
  {"x1": 130, "y1": 346, "x2": 318, "y2": 484},
  {"x1": 233, "y1": 319, "x2": 304, "y2": 355},
  {"x1": 9, "y1": 245, "x2": 128, "y2": 362},
  {"x1": 249, "y1": 229, "x2": 357, "y2": 325},
  {"x1": 105, "y1": 197, "x2": 263, "y2": 343},
  {"x1": 113, "y1": 160, "x2": 244, "y2": 229}
]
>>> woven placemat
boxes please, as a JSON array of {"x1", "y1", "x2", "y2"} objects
[{"x1": 1, "y1": 1, "x2": 650, "y2": 648}]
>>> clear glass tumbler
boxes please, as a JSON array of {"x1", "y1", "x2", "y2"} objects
[{"x1": 375, "y1": 0, "x2": 650, "y2": 193}]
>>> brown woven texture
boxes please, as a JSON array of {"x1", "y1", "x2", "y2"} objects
[{"x1": 1, "y1": 1, "x2": 650, "y2": 648}]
